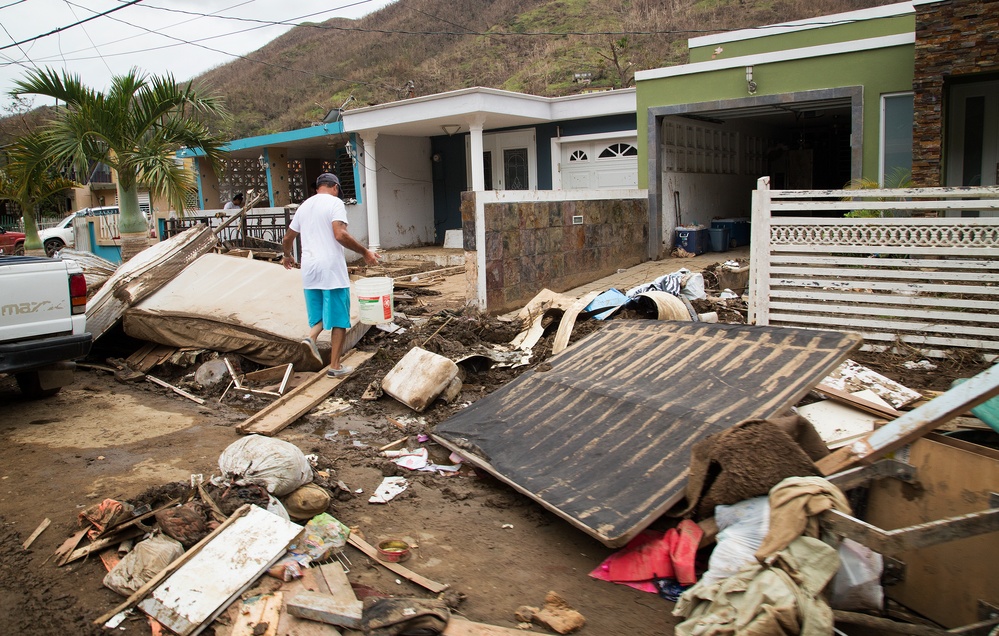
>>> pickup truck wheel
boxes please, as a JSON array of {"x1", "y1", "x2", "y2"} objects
[
  {"x1": 44, "y1": 238, "x2": 65, "y2": 257},
  {"x1": 13, "y1": 241, "x2": 25, "y2": 255},
  {"x1": 14, "y1": 371, "x2": 62, "y2": 399}
]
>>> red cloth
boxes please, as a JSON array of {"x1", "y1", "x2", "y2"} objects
[{"x1": 589, "y1": 520, "x2": 703, "y2": 591}]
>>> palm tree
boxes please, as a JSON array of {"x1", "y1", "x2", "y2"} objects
[
  {"x1": 0, "y1": 131, "x2": 77, "y2": 255},
  {"x1": 10, "y1": 68, "x2": 229, "y2": 260}
]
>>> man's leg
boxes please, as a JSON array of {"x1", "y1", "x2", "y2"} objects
[
  {"x1": 309, "y1": 322, "x2": 322, "y2": 342},
  {"x1": 329, "y1": 326, "x2": 346, "y2": 370}
]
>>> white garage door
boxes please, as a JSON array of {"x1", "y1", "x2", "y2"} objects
[{"x1": 560, "y1": 138, "x2": 638, "y2": 189}]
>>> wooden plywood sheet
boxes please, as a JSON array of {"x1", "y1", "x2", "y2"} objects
[
  {"x1": 865, "y1": 434, "x2": 999, "y2": 628},
  {"x1": 433, "y1": 321, "x2": 861, "y2": 547},
  {"x1": 138, "y1": 505, "x2": 302, "y2": 636}
]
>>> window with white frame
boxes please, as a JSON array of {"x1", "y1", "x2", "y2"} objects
[{"x1": 881, "y1": 92, "x2": 913, "y2": 186}]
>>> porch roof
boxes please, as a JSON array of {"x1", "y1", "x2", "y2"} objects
[{"x1": 341, "y1": 86, "x2": 636, "y2": 137}]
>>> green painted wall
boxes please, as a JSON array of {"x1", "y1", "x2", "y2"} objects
[
  {"x1": 636, "y1": 43, "x2": 914, "y2": 188},
  {"x1": 688, "y1": 14, "x2": 914, "y2": 62}
]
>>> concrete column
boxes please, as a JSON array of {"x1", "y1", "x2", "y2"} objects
[
  {"x1": 469, "y1": 121, "x2": 485, "y2": 192},
  {"x1": 264, "y1": 147, "x2": 290, "y2": 207},
  {"x1": 361, "y1": 133, "x2": 380, "y2": 251}
]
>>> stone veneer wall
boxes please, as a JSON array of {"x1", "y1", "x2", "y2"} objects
[
  {"x1": 461, "y1": 193, "x2": 648, "y2": 314},
  {"x1": 912, "y1": 0, "x2": 999, "y2": 186}
]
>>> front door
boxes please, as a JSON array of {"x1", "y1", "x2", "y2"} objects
[{"x1": 946, "y1": 79, "x2": 999, "y2": 187}]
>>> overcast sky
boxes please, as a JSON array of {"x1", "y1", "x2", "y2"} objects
[{"x1": 0, "y1": 0, "x2": 396, "y2": 112}]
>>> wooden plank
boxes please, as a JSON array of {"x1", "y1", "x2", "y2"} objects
[
  {"x1": 817, "y1": 363, "x2": 999, "y2": 476},
  {"x1": 832, "y1": 610, "x2": 948, "y2": 636},
  {"x1": 237, "y1": 350, "x2": 374, "y2": 436},
  {"x1": 95, "y1": 505, "x2": 253, "y2": 627},
  {"x1": 22, "y1": 518, "x2": 50, "y2": 550},
  {"x1": 276, "y1": 570, "x2": 342, "y2": 636},
  {"x1": 443, "y1": 617, "x2": 531, "y2": 635},
  {"x1": 821, "y1": 507, "x2": 999, "y2": 554},
  {"x1": 865, "y1": 436, "x2": 999, "y2": 628},
  {"x1": 347, "y1": 535, "x2": 448, "y2": 593},
  {"x1": 316, "y1": 563, "x2": 352, "y2": 602},
  {"x1": 230, "y1": 592, "x2": 283, "y2": 636},
  {"x1": 286, "y1": 591, "x2": 362, "y2": 629},
  {"x1": 435, "y1": 321, "x2": 861, "y2": 547},
  {"x1": 551, "y1": 290, "x2": 601, "y2": 356},
  {"x1": 137, "y1": 505, "x2": 303, "y2": 636},
  {"x1": 813, "y1": 384, "x2": 902, "y2": 420},
  {"x1": 63, "y1": 526, "x2": 145, "y2": 565},
  {"x1": 52, "y1": 529, "x2": 87, "y2": 566},
  {"x1": 126, "y1": 342, "x2": 158, "y2": 368},
  {"x1": 146, "y1": 375, "x2": 207, "y2": 405}
]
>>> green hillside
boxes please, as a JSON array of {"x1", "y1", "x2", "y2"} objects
[{"x1": 196, "y1": 0, "x2": 899, "y2": 139}]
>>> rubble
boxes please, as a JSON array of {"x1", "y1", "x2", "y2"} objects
[{"x1": 5, "y1": 249, "x2": 998, "y2": 635}]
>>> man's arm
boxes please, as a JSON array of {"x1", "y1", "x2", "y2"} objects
[
  {"x1": 333, "y1": 221, "x2": 380, "y2": 265},
  {"x1": 281, "y1": 228, "x2": 300, "y2": 269}
]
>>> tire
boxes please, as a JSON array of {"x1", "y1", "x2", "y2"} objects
[
  {"x1": 14, "y1": 371, "x2": 61, "y2": 399},
  {"x1": 44, "y1": 238, "x2": 65, "y2": 257},
  {"x1": 13, "y1": 241, "x2": 25, "y2": 255}
]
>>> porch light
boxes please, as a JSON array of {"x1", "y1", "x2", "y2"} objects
[
  {"x1": 441, "y1": 124, "x2": 461, "y2": 136},
  {"x1": 746, "y1": 66, "x2": 757, "y2": 95}
]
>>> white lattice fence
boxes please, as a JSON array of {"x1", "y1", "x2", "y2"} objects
[{"x1": 748, "y1": 177, "x2": 999, "y2": 357}]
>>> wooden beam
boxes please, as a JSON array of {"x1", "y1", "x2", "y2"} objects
[
  {"x1": 817, "y1": 363, "x2": 999, "y2": 475},
  {"x1": 22, "y1": 518, "x2": 50, "y2": 550},
  {"x1": 237, "y1": 349, "x2": 374, "y2": 436},
  {"x1": 285, "y1": 591, "x2": 362, "y2": 629},
  {"x1": 146, "y1": 375, "x2": 206, "y2": 405},
  {"x1": 347, "y1": 535, "x2": 448, "y2": 593},
  {"x1": 814, "y1": 383, "x2": 902, "y2": 420}
]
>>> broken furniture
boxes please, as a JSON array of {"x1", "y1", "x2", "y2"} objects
[
  {"x1": 433, "y1": 321, "x2": 862, "y2": 547},
  {"x1": 825, "y1": 433, "x2": 999, "y2": 630}
]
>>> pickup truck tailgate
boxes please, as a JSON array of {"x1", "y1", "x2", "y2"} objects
[{"x1": 0, "y1": 256, "x2": 86, "y2": 341}]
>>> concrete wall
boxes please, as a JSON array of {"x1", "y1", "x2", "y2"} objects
[
  {"x1": 912, "y1": 0, "x2": 999, "y2": 186},
  {"x1": 371, "y1": 134, "x2": 435, "y2": 248},
  {"x1": 461, "y1": 190, "x2": 648, "y2": 314}
]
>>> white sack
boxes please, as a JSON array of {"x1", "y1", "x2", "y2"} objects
[
  {"x1": 216, "y1": 435, "x2": 313, "y2": 496},
  {"x1": 701, "y1": 496, "x2": 771, "y2": 586},
  {"x1": 103, "y1": 533, "x2": 184, "y2": 596}
]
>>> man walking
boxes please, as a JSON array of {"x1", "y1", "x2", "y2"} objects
[{"x1": 282, "y1": 173, "x2": 379, "y2": 376}]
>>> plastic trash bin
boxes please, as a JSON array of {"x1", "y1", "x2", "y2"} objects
[{"x1": 709, "y1": 227, "x2": 730, "y2": 252}]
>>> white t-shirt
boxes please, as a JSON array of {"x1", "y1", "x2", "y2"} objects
[{"x1": 288, "y1": 193, "x2": 350, "y2": 290}]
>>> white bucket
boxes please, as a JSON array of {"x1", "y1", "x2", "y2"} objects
[{"x1": 355, "y1": 276, "x2": 394, "y2": 325}]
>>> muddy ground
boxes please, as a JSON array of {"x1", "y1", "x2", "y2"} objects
[{"x1": 0, "y1": 269, "x2": 991, "y2": 635}]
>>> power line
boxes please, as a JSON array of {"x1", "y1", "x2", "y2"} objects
[
  {"x1": 0, "y1": 0, "x2": 144, "y2": 53},
  {"x1": 63, "y1": 0, "x2": 112, "y2": 74},
  {"x1": 62, "y1": 1, "x2": 400, "y2": 93},
  {"x1": 0, "y1": 0, "x2": 30, "y2": 10}
]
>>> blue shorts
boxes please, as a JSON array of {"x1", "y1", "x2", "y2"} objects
[{"x1": 304, "y1": 288, "x2": 351, "y2": 330}]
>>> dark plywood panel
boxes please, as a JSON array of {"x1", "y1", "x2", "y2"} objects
[{"x1": 433, "y1": 321, "x2": 860, "y2": 547}]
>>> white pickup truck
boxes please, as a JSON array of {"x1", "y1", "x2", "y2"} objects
[{"x1": 0, "y1": 255, "x2": 93, "y2": 397}]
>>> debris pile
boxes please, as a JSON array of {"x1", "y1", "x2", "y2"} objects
[{"x1": 33, "y1": 246, "x2": 999, "y2": 635}]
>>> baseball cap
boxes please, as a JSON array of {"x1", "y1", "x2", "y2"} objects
[{"x1": 316, "y1": 173, "x2": 340, "y2": 188}]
